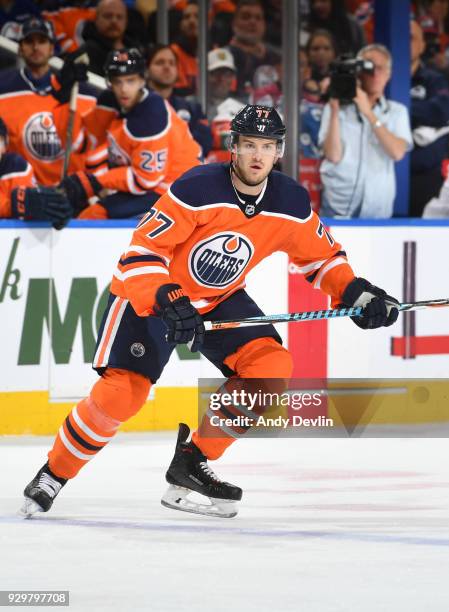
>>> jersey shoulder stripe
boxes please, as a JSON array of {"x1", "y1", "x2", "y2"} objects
[
  {"x1": 169, "y1": 163, "x2": 235, "y2": 208},
  {"x1": 125, "y1": 91, "x2": 169, "y2": 140}
]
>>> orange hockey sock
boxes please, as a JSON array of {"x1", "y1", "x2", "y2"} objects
[
  {"x1": 193, "y1": 338, "x2": 293, "y2": 460},
  {"x1": 48, "y1": 368, "x2": 150, "y2": 479}
]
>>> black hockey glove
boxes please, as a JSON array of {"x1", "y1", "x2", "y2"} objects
[
  {"x1": 60, "y1": 172, "x2": 102, "y2": 216},
  {"x1": 155, "y1": 284, "x2": 205, "y2": 352},
  {"x1": 53, "y1": 53, "x2": 88, "y2": 104},
  {"x1": 11, "y1": 186, "x2": 73, "y2": 230},
  {"x1": 341, "y1": 277, "x2": 399, "y2": 330}
]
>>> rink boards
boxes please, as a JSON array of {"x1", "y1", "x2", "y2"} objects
[{"x1": 1, "y1": 219, "x2": 449, "y2": 434}]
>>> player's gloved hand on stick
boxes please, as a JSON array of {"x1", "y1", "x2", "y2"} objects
[
  {"x1": 53, "y1": 53, "x2": 88, "y2": 104},
  {"x1": 341, "y1": 277, "x2": 399, "y2": 329},
  {"x1": 60, "y1": 171, "x2": 102, "y2": 216},
  {"x1": 155, "y1": 284, "x2": 205, "y2": 352},
  {"x1": 11, "y1": 186, "x2": 73, "y2": 230}
]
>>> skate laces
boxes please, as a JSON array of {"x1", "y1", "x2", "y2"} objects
[
  {"x1": 38, "y1": 472, "x2": 63, "y2": 498},
  {"x1": 199, "y1": 462, "x2": 220, "y2": 482}
]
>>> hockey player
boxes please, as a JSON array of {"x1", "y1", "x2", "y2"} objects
[
  {"x1": 0, "y1": 17, "x2": 97, "y2": 187},
  {"x1": 61, "y1": 48, "x2": 201, "y2": 219},
  {"x1": 0, "y1": 116, "x2": 72, "y2": 228},
  {"x1": 21, "y1": 105, "x2": 399, "y2": 518},
  {"x1": 147, "y1": 44, "x2": 213, "y2": 158}
]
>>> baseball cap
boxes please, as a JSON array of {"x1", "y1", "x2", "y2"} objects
[
  {"x1": 208, "y1": 48, "x2": 236, "y2": 72},
  {"x1": 19, "y1": 17, "x2": 55, "y2": 43}
]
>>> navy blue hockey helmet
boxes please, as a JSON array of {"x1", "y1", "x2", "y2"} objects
[
  {"x1": 104, "y1": 48, "x2": 146, "y2": 80},
  {"x1": 231, "y1": 105, "x2": 285, "y2": 140},
  {"x1": 229, "y1": 104, "x2": 286, "y2": 155}
]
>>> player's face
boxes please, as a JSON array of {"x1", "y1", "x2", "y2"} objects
[
  {"x1": 20, "y1": 34, "x2": 54, "y2": 69},
  {"x1": 148, "y1": 49, "x2": 178, "y2": 87},
  {"x1": 0, "y1": 135, "x2": 6, "y2": 160},
  {"x1": 110, "y1": 74, "x2": 145, "y2": 110},
  {"x1": 232, "y1": 136, "x2": 279, "y2": 186}
]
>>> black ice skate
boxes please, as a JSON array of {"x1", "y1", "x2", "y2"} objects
[
  {"x1": 20, "y1": 463, "x2": 67, "y2": 518},
  {"x1": 161, "y1": 423, "x2": 242, "y2": 518}
]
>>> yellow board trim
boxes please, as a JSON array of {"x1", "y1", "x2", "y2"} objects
[
  {"x1": 0, "y1": 388, "x2": 199, "y2": 435},
  {"x1": 1, "y1": 380, "x2": 449, "y2": 436}
]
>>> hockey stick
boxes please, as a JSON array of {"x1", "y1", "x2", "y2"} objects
[
  {"x1": 203, "y1": 298, "x2": 449, "y2": 330},
  {"x1": 62, "y1": 52, "x2": 89, "y2": 181}
]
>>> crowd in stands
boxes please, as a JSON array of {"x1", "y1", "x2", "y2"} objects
[{"x1": 1, "y1": 0, "x2": 449, "y2": 222}]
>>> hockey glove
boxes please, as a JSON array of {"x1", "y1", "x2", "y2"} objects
[
  {"x1": 341, "y1": 277, "x2": 399, "y2": 330},
  {"x1": 60, "y1": 172, "x2": 102, "y2": 216},
  {"x1": 11, "y1": 186, "x2": 73, "y2": 230},
  {"x1": 155, "y1": 284, "x2": 205, "y2": 352},
  {"x1": 53, "y1": 53, "x2": 88, "y2": 104}
]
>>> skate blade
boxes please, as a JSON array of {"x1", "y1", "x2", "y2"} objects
[
  {"x1": 161, "y1": 485, "x2": 238, "y2": 518},
  {"x1": 19, "y1": 497, "x2": 44, "y2": 519}
]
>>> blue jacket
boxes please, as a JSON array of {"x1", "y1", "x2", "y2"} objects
[
  {"x1": 411, "y1": 64, "x2": 449, "y2": 172},
  {"x1": 168, "y1": 94, "x2": 213, "y2": 157}
]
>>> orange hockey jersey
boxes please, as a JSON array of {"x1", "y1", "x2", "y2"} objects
[
  {"x1": 110, "y1": 163, "x2": 355, "y2": 317},
  {"x1": 83, "y1": 89, "x2": 201, "y2": 196},
  {"x1": 42, "y1": 5, "x2": 96, "y2": 53},
  {"x1": 0, "y1": 152, "x2": 35, "y2": 217},
  {"x1": 0, "y1": 68, "x2": 97, "y2": 186}
]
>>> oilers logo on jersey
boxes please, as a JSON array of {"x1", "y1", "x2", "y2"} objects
[
  {"x1": 189, "y1": 232, "x2": 254, "y2": 288},
  {"x1": 24, "y1": 112, "x2": 63, "y2": 161}
]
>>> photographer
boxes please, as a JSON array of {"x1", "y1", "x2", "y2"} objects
[{"x1": 319, "y1": 44, "x2": 413, "y2": 218}]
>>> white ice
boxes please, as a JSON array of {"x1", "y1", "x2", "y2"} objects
[{"x1": 1, "y1": 433, "x2": 449, "y2": 612}]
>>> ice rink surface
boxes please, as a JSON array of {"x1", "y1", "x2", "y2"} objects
[{"x1": 1, "y1": 433, "x2": 449, "y2": 612}]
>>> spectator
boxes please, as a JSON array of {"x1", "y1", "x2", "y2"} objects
[
  {"x1": 308, "y1": 0, "x2": 366, "y2": 56},
  {"x1": 306, "y1": 29, "x2": 337, "y2": 84},
  {"x1": 0, "y1": 17, "x2": 97, "y2": 187},
  {"x1": 62, "y1": 48, "x2": 201, "y2": 219},
  {"x1": 147, "y1": 44, "x2": 212, "y2": 157},
  {"x1": 410, "y1": 19, "x2": 449, "y2": 216},
  {"x1": 228, "y1": 0, "x2": 281, "y2": 98},
  {"x1": 42, "y1": 1, "x2": 96, "y2": 55},
  {"x1": 171, "y1": 0, "x2": 199, "y2": 96},
  {"x1": 299, "y1": 49, "x2": 327, "y2": 160},
  {"x1": 0, "y1": 0, "x2": 41, "y2": 42},
  {"x1": 418, "y1": 0, "x2": 449, "y2": 76},
  {"x1": 82, "y1": 0, "x2": 133, "y2": 76},
  {"x1": 319, "y1": 43, "x2": 412, "y2": 218},
  {"x1": 206, "y1": 47, "x2": 244, "y2": 162},
  {"x1": 210, "y1": 1, "x2": 237, "y2": 48}
]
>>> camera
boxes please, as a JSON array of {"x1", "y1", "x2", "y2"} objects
[{"x1": 329, "y1": 55, "x2": 375, "y2": 105}]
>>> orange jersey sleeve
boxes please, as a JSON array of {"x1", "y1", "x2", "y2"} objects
[
  {"x1": 43, "y1": 6, "x2": 96, "y2": 53},
  {"x1": 286, "y1": 212, "x2": 355, "y2": 305},
  {"x1": 0, "y1": 154, "x2": 35, "y2": 217}
]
